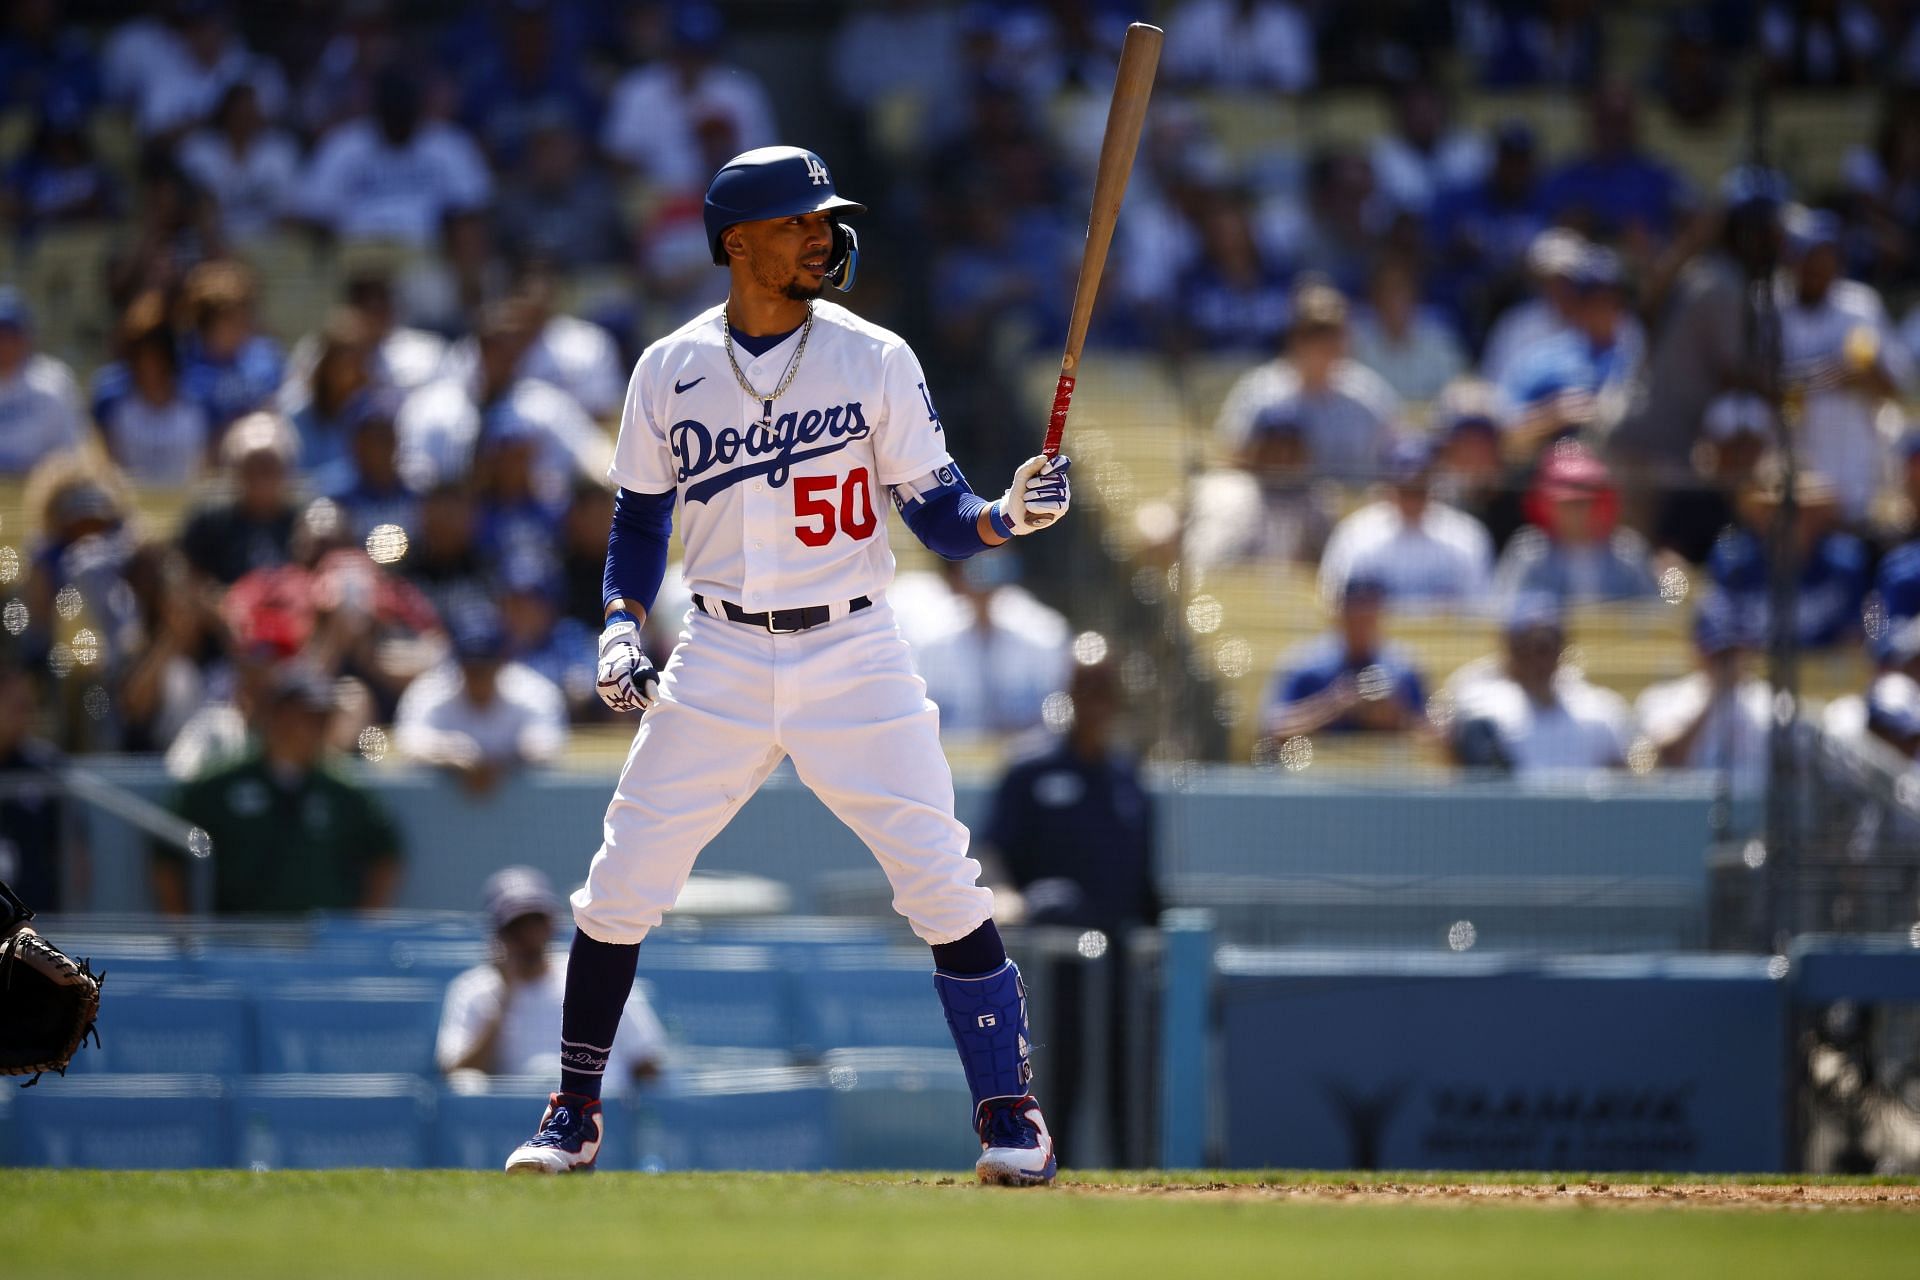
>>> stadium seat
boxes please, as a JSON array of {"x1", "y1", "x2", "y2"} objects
[
  {"x1": 2, "y1": 1075, "x2": 232, "y2": 1168},
  {"x1": 232, "y1": 1075, "x2": 434, "y2": 1170},
  {"x1": 820, "y1": 1048, "x2": 977, "y2": 1171},
  {"x1": 252, "y1": 979, "x2": 444, "y2": 1074},
  {"x1": 433, "y1": 1076, "x2": 564, "y2": 1170},
  {"x1": 645, "y1": 1070, "x2": 834, "y2": 1171},
  {"x1": 633, "y1": 946, "x2": 795, "y2": 1050},
  {"x1": 67, "y1": 977, "x2": 253, "y2": 1075},
  {"x1": 792, "y1": 949, "x2": 952, "y2": 1052}
]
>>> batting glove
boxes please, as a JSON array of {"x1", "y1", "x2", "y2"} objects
[
  {"x1": 595, "y1": 616, "x2": 659, "y2": 713},
  {"x1": 992, "y1": 454, "x2": 1072, "y2": 536}
]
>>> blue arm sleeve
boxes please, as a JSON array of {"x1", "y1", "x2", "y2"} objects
[
  {"x1": 603, "y1": 487, "x2": 675, "y2": 613},
  {"x1": 894, "y1": 464, "x2": 996, "y2": 561}
]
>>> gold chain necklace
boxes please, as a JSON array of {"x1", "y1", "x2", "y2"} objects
[{"x1": 721, "y1": 301, "x2": 815, "y2": 427}]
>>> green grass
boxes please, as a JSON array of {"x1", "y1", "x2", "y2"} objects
[{"x1": 8, "y1": 1170, "x2": 1920, "y2": 1280}]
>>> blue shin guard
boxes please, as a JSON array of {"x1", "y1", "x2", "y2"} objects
[{"x1": 932, "y1": 959, "x2": 1034, "y2": 1115}]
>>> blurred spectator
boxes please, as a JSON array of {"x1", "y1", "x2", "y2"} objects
[
  {"x1": 1492, "y1": 443, "x2": 1658, "y2": 606},
  {"x1": 1163, "y1": 0, "x2": 1315, "y2": 92},
  {"x1": 456, "y1": 0, "x2": 600, "y2": 171},
  {"x1": 438, "y1": 866, "x2": 665, "y2": 1086},
  {"x1": 496, "y1": 553, "x2": 596, "y2": 716},
  {"x1": 1761, "y1": 0, "x2": 1879, "y2": 87},
  {"x1": 1651, "y1": 392, "x2": 1777, "y2": 567},
  {"x1": 1654, "y1": 9, "x2": 1733, "y2": 130},
  {"x1": 1708, "y1": 468, "x2": 1869, "y2": 651},
  {"x1": 1429, "y1": 378, "x2": 1526, "y2": 550},
  {"x1": 177, "y1": 80, "x2": 300, "y2": 247},
  {"x1": 1368, "y1": 79, "x2": 1489, "y2": 217},
  {"x1": 1214, "y1": 280, "x2": 1400, "y2": 479},
  {"x1": 1180, "y1": 406, "x2": 1336, "y2": 575},
  {"x1": 1, "y1": 92, "x2": 117, "y2": 240},
  {"x1": 393, "y1": 605, "x2": 567, "y2": 795},
  {"x1": 511, "y1": 265, "x2": 626, "y2": 420},
  {"x1": 402, "y1": 482, "x2": 493, "y2": 626},
  {"x1": 105, "y1": 150, "x2": 220, "y2": 307},
  {"x1": 1349, "y1": 255, "x2": 1468, "y2": 401},
  {"x1": 1843, "y1": 90, "x2": 1920, "y2": 282},
  {"x1": 293, "y1": 0, "x2": 401, "y2": 137},
  {"x1": 1318, "y1": 435, "x2": 1495, "y2": 608},
  {"x1": 1480, "y1": 228, "x2": 1587, "y2": 387},
  {"x1": 90, "y1": 292, "x2": 212, "y2": 485},
  {"x1": 914, "y1": 558, "x2": 1071, "y2": 736},
  {"x1": 116, "y1": 541, "x2": 218, "y2": 755},
  {"x1": 297, "y1": 69, "x2": 492, "y2": 248},
  {"x1": 0, "y1": 288, "x2": 86, "y2": 474},
  {"x1": 1541, "y1": 83, "x2": 1687, "y2": 244},
  {"x1": 100, "y1": 9, "x2": 179, "y2": 114},
  {"x1": 474, "y1": 420, "x2": 564, "y2": 581},
  {"x1": 1262, "y1": 576, "x2": 1426, "y2": 740},
  {"x1": 494, "y1": 112, "x2": 625, "y2": 271},
  {"x1": 1777, "y1": 206, "x2": 1912, "y2": 524},
  {"x1": 0, "y1": 660, "x2": 66, "y2": 910},
  {"x1": 1460, "y1": 0, "x2": 1603, "y2": 89},
  {"x1": 929, "y1": 176, "x2": 1069, "y2": 362},
  {"x1": 131, "y1": 1, "x2": 288, "y2": 140},
  {"x1": 178, "y1": 259, "x2": 286, "y2": 429},
  {"x1": 981, "y1": 650, "x2": 1156, "y2": 1165},
  {"x1": 18, "y1": 456, "x2": 133, "y2": 658},
  {"x1": 601, "y1": 3, "x2": 775, "y2": 192},
  {"x1": 1427, "y1": 121, "x2": 1550, "y2": 340},
  {"x1": 1499, "y1": 246, "x2": 1642, "y2": 455},
  {"x1": 179, "y1": 412, "x2": 300, "y2": 587},
  {"x1": 1447, "y1": 594, "x2": 1631, "y2": 772},
  {"x1": 1170, "y1": 194, "x2": 1292, "y2": 355},
  {"x1": 320, "y1": 392, "x2": 422, "y2": 547},
  {"x1": 1824, "y1": 670, "x2": 1920, "y2": 762},
  {"x1": 1635, "y1": 593, "x2": 1772, "y2": 795},
  {"x1": 287, "y1": 269, "x2": 449, "y2": 397},
  {"x1": 560, "y1": 479, "x2": 616, "y2": 629},
  {"x1": 156, "y1": 662, "x2": 401, "y2": 914},
  {"x1": 1613, "y1": 169, "x2": 1786, "y2": 482},
  {"x1": 284, "y1": 309, "x2": 373, "y2": 477},
  {"x1": 1263, "y1": 150, "x2": 1379, "y2": 299},
  {"x1": 399, "y1": 301, "x2": 608, "y2": 499},
  {"x1": 164, "y1": 642, "x2": 286, "y2": 783},
  {"x1": 0, "y1": 0, "x2": 98, "y2": 114}
]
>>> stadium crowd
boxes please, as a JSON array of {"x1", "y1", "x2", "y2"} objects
[{"x1": 5, "y1": 1, "x2": 1920, "y2": 912}]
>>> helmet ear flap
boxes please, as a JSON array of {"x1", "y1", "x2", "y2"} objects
[{"x1": 827, "y1": 221, "x2": 859, "y2": 292}]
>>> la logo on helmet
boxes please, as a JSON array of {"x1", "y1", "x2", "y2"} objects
[{"x1": 804, "y1": 156, "x2": 830, "y2": 186}]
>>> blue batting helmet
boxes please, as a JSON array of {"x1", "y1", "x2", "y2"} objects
[{"x1": 703, "y1": 146, "x2": 866, "y2": 289}]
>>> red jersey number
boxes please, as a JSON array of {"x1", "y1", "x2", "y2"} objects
[{"x1": 793, "y1": 468, "x2": 877, "y2": 547}]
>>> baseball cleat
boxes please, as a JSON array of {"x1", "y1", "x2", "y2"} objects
[
  {"x1": 974, "y1": 1095, "x2": 1057, "y2": 1187},
  {"x1": 504, "y1": 1092, "x2": 603, "y2": 1174}
]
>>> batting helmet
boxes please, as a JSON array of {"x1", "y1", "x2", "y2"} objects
[{"x1": 703, "y1": 146, "x2": 866, "y2": 290}]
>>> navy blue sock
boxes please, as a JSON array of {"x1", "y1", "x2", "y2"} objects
[
  {"x1": 931, "y1": 919, "x2": 1007, "y2": 976},
  {"x1": 559, "y1": 928, "x2": 640, "y2": 1099}
]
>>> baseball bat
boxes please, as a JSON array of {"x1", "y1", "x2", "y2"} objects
[{"x1": 1040, "y1": 21, "x2": 1163, "y2": 461}]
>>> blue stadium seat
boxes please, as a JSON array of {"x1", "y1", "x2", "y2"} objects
[
  {"x1": 634, "y1": 946, "x2": 794, "y2": 1049},
  {"x1": 232, "y1": 1075, "x2": 433, "y2": 1169},
  {"x1": 821, "y1": 1048, "x2": 977, "y2": 1170},
  {"x1": 794, "y1": 949, "x2": 951, "y2": 1051},
  {"x1": 433, "y1": 1077, "x2": 556, "y2": 1170},
  {"x1": 253, "y1": 979, "x2": 444, "y2": 1074},
  {"x1": 644, "y1": 1070, "x2": 833, "y2": 1171},
  {"x1": 67, "y1": 977, "x2": 253, "y2": 1075},
  {"x1": 2, "y1": 1075, "x2": 231, "y2": 1168}
]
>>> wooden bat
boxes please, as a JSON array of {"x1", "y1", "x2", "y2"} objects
[{"x1": 1040, "y1": 21, "x2": 1163, "y2": 463}]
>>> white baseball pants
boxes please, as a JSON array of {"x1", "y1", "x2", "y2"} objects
[{"x1": 571, "y1": 597, "x2": 995, "y2": 945}]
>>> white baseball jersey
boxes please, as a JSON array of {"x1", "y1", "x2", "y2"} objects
[
  {"x1": 609, "y1": 300, "x2": 954, "y2": 611},
  {"x1": 573, "y1": 298, "x2": 994, "y2": 949}
]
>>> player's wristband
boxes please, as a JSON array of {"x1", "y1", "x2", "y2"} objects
[
  {"x1": 986, "y1": 500, "x2": 1017, "y2": 540},
  {"x1": 604, "y1": 609, "x2": 639, "y2": 630}
]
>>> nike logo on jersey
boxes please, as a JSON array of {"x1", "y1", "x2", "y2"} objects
[
  {"x1": 674, "y1": 376, "x2": 707, "y2": 394},
  {"x1": 671, "y1": 402, "x2": 870, "y2": 503}
]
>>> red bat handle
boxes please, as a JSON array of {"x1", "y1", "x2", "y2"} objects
[{"x1": 1042, "y1": 372, "x2": 1076, "y2": 458}]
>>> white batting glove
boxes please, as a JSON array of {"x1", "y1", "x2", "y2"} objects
[
  {"x1": 993, "y1": 454, "x2": 1072, "y2": 536},
  {"x1": 595, "y1": 617, "x2": 659, "y2": 713}
]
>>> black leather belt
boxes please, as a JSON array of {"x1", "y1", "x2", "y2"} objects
[{"x1": 693, "y1": 593, "x2": 871, "y2": 634}]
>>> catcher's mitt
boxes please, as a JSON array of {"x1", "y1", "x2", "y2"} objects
[{"x1": 0, "y1": 880, "x2": 104, "y2": 1086}]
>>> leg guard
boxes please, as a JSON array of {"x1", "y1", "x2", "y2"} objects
[{"x1": 932, "y1": 959, "x2": 1034, "y2": 1114}]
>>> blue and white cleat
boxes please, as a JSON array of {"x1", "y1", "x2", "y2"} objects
[
  {"x1": 974, "y1": 1095, "x2": 1057, "y2": 1186},
  {"x1": 504, "y1": 1092, "x2": 603, "y2": 1174}
]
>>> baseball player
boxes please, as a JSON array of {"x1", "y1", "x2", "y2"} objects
[{"x1": 506, "y1": 147, "x2": 1071, "y2": 1184}]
